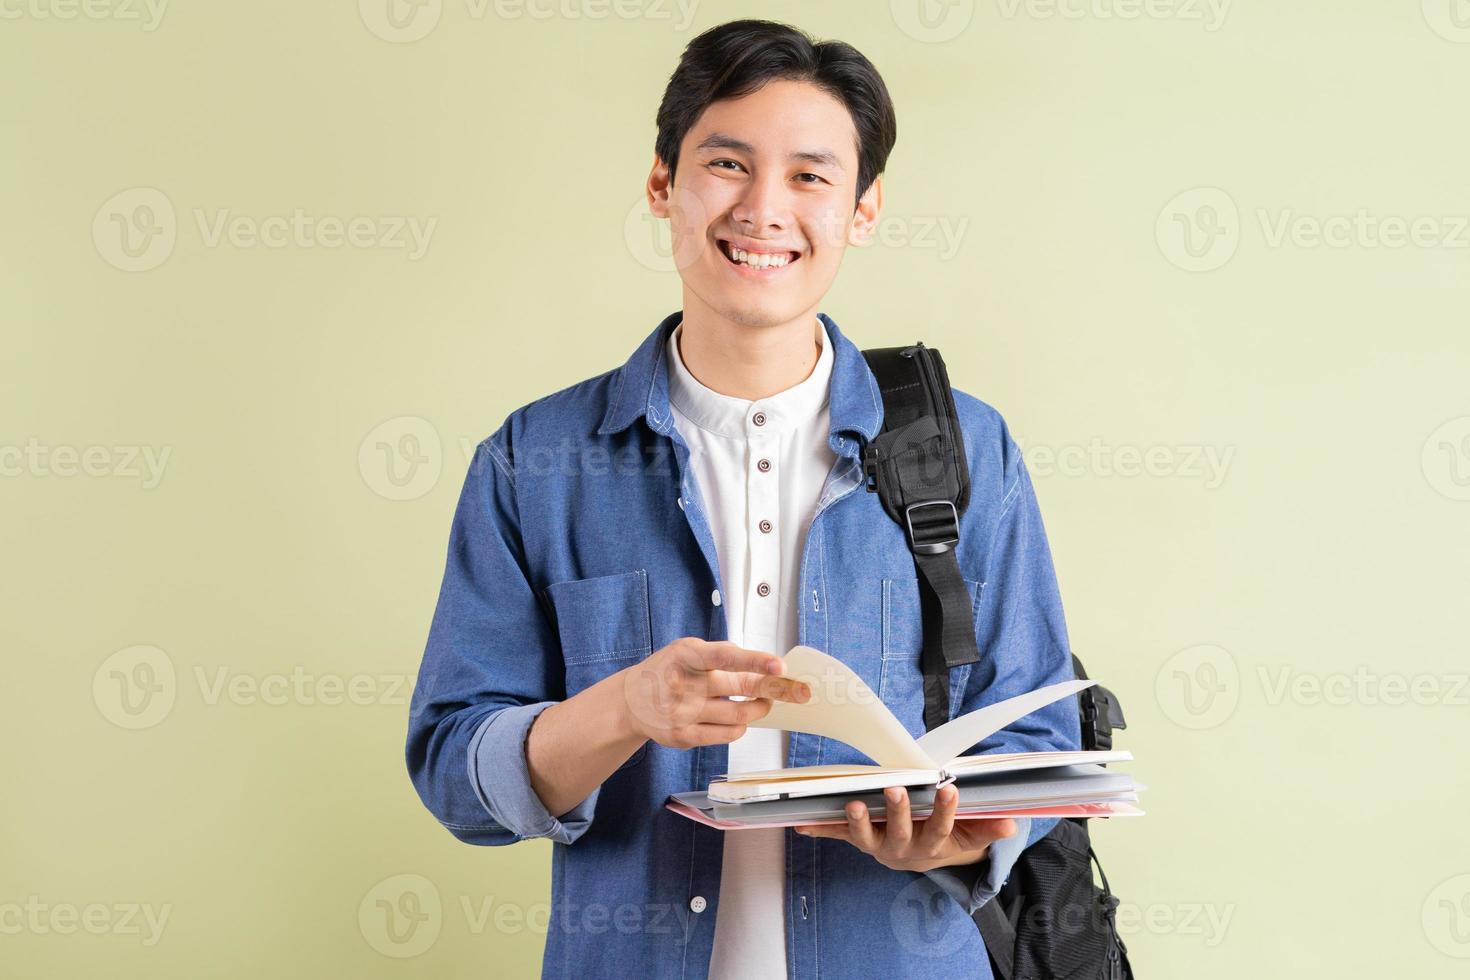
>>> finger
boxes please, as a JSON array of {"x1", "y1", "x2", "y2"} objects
[
  {"x1": 691, "y1": 641, "x2": 784, "y2": 676},
  {"x1": 688, "y1": 723, "x2": 747, "y2": 745},
  {"x1": 917, "y1": 784, "x2": 957, "y2": 852},
  {"x1": 700, "y1": 697, "x2": 773, "y2": 726},
  {"x1": 707, "y1": 672, "x2": 811, "y2": 703},
  {"x1": 882, "y1": 787, "x2": 912, "y2": 851},
  {"x1": 793, "y1": 823, "x2": 850, "y2": 840},
  {"x1": 845, "y1": 800, "x2": 880, "y2": 852},
  {"x1": 956, "y1": 817, "x2": 1019, "y2": 852}
]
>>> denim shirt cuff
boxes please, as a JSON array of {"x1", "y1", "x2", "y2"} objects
[
  {"x1": 467, "y1": 702, "x2": 600, "y2": 845},
  {"x1": 922, "y1": 816, "x2": 1032, "y2": 915}
]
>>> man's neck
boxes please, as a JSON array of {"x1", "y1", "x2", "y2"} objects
[{"x1": 675, "y1": 301, "x2": 823, "y2": 402}]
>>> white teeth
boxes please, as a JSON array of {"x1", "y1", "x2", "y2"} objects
[{"x1": 728, "y1": 245, "x2": 789, "y2": 269}]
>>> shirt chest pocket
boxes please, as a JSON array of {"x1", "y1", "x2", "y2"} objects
[
  {"x1": 879, "y1": 575, "x2": 983, "y2": 738},
  {"x1": 543, "y1": 568, "x2": 654, "y2": 774},
  {"x1": 544, "y1": 569, "x2": 654, "y2": 697}
]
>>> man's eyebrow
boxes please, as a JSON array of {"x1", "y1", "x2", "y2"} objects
[{"x1": 694, "y1": 133, "x2": 846, "y2": 171}]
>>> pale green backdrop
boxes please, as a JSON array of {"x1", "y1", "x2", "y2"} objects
[{"x1": 4, "y1": 1, "x2": 1468, "y2": 977}]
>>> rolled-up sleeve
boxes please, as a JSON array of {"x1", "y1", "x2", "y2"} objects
[
  {"x1": 405, "y1": 422, "x2": 600, "y2": 846},
  {"x1": 922, "y1": 425, "x2": 1082, "y2": 913},
  {"x1": 467, "y1": 702, "x2": 599, "y2": 845},
  {"x1": 924, "y1": 816, "x2": 1033, "y2": 914}
]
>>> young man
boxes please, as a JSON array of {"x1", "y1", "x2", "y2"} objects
[{"x1": 407, "y1": 19, "x2": 1079, "y2": 979}]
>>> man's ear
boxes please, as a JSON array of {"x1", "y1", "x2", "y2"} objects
[
  {"x1": 647, "y1": 154, "x2": 672, "y2": 218},
  {"x1": 846, "y1": 175, "x2": 883, "y2": 247}
]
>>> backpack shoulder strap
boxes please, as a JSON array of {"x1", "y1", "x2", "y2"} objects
[{"x1": 860, "y1": 342, "x2": 979, "y2": 731}]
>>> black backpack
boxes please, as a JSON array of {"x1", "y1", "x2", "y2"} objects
[{"x1": 861, "y1": 342, "x2": 1135, "y2": 980}]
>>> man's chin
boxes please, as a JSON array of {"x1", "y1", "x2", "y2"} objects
[{"x1": 714, "y1": 296, "x2": 807, "y2": 331}]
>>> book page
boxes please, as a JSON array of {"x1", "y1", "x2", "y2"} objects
[
  {"x1": 747, "y1": 646, "x2": 938, "y2": 769},
  {"x1": 945, "y1": 749, "x2": 1132, "y2": 777},
  {"x1": 915, "y1": 678, "x2": 1097, "y2": 766}
]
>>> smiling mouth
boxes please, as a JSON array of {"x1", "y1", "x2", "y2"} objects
[{"x1": 717, "y1": 239, "x2": 801, "y2": 271}]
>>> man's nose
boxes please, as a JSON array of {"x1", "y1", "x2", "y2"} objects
[{"x1": 731, "y1": 172, "x2": 789, "y2": 233}]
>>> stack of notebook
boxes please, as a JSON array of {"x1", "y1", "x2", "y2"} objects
[{"x1": 665, "y1": 647, "x2": 1142, "y2": 830}]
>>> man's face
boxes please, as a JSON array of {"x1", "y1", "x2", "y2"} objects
[{"x1": 648, "y1": 78, "x2": 880, "y2": 329}]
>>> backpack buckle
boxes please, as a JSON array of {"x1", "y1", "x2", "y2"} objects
[
  {"x1": 862, "y1": 442, "x2": 880, "y2": 493},
  {"x1": 903, "y1": 500, "x2": 959, "y2": 555}
]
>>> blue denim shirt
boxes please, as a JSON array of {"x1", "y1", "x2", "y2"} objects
[{"x1": 406, "y1": 310, "x2": 1081, "y2": 979}]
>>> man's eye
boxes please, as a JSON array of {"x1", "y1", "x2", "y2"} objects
[
  {"x1": 794, "y1": 173, "x2": 825, "y2": 184},
  {"x1": 710, "y1": 159, "x2": 745, "y2": 172}
]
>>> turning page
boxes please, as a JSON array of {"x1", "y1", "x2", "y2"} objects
[
  {"x1": 747, "y1": 646, "x2": 937, "y2": 769},
  {"x1": 916, "y1": 678, "x2": 1097, "y2": 766},
  {"x1": 749, "y1": 646, "x2": 1097, "y2": 771}
]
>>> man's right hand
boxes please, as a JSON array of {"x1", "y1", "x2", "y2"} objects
[{"x1": 618, "y1": 638, "x2": 811, "y2": 749}]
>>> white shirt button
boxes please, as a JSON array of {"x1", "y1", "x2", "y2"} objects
[
  {"x1": 690, "y1": 896, "x2": 707, "y2": 913},
  {"x1": 677, "y1": 497, "x2": 685, "y2": 510},
  {"x1": 711, "y1": 589, "x2": 722, "y2": 607}
]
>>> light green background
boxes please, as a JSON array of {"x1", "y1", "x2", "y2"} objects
[{"x1": 4, "y1": 1, "x2": 1468, "y2": 977}]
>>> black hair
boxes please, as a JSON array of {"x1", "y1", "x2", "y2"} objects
[{"x1": 655, "y1": 19, "x2": 897, "y2": 208}]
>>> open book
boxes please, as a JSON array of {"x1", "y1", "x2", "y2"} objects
[{"x1": 703, "y1": 645, "x2": 1131, "y2": 805}]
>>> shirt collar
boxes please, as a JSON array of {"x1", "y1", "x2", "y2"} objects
[
  {"x1": 597, "y1": 310, "x2": 882, "y2": 459},
  {"x1": 665, "y1": 317, "x2": 833, "y2": 440}
]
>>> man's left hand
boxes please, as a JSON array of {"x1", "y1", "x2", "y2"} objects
[{"x1": 794, "y1": 784, "x2": 1016, "y2": 873}]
